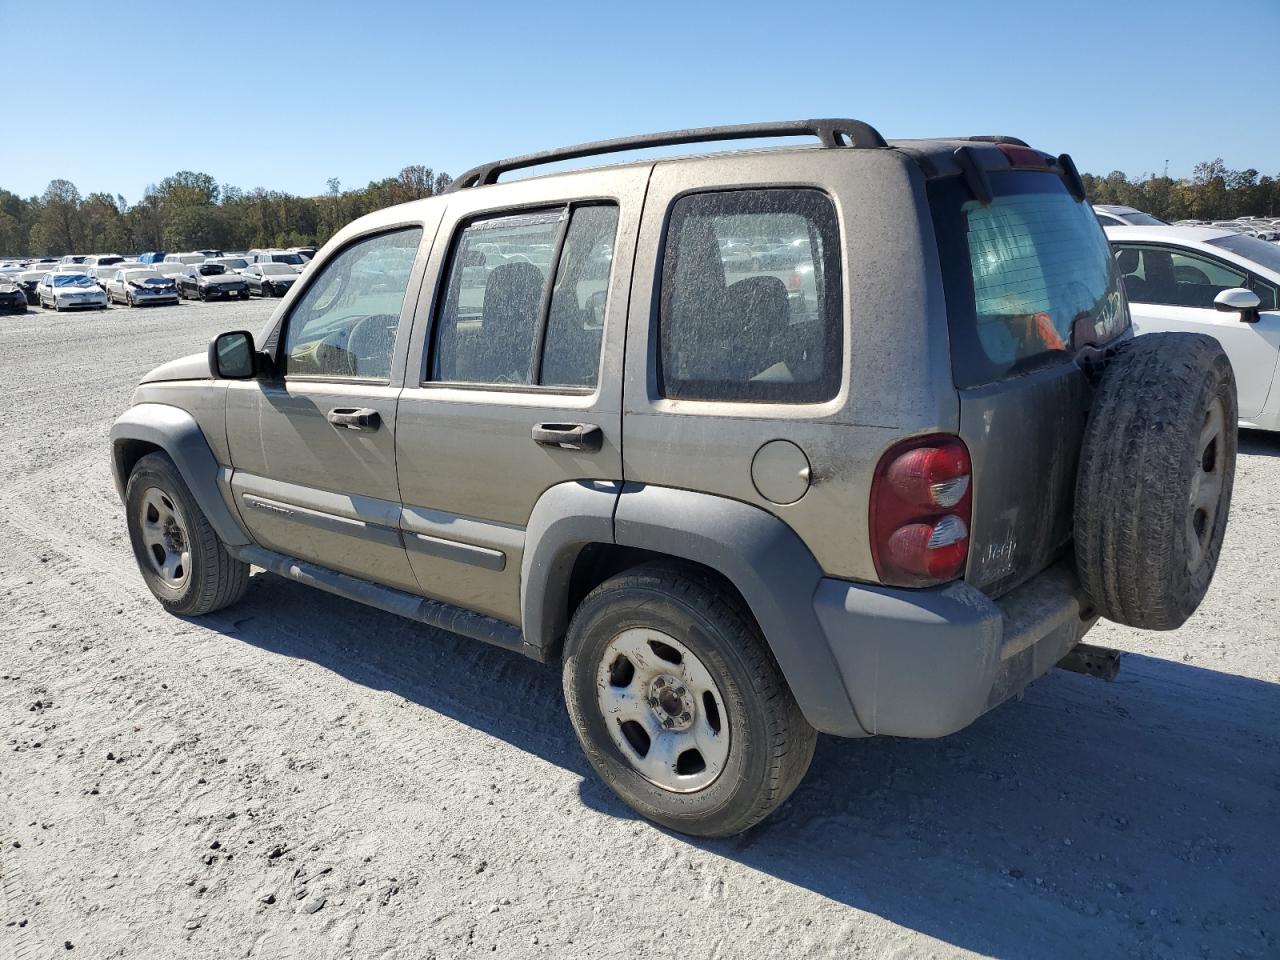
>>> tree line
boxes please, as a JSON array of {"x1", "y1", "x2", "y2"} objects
[
  {"x1": 0, "y1": 166, "x2": 452, "y2": 257},
  {"x1": 2, "y1": 158, "x2": 1277, "y2": 258},
  {"x1": 1082, "y1": 159, "x2": 1277, "y2": 222}
]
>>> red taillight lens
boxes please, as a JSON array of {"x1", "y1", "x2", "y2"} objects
[
  {"x1": 786, "y1": 270, "x2": 803, "y2": 291},
  {"x1": 870, "y1": 434, "x2": 973, "y2": 587}
]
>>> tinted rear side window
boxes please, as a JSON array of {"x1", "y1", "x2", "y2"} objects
[
  {"x1": 930, "y1": 171, "x2": 1128, "y2": 387},
  {"x1": 659, "y1": 189, "x2": 842, "y2": 403}
]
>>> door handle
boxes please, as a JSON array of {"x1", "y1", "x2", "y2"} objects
[
  {"x1": 531, "y1": 422, "x2": 603, "y2": 452},
  {"x1": 326, "y1": 407, "x2": 380, "y2": 431}
]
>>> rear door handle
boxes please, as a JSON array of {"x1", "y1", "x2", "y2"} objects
[
  {"x1": 326, "y1": 407, "x2": 381, "y2": 432},
  {"x1": 531, "y1": 422, "x2": 602, "y2": 452}
]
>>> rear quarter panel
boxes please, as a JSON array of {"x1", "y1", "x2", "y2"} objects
[{"x1": 622, "y1": 148, "x2": 957, "y2": 582}]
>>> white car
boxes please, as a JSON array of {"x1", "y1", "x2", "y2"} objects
[
  {"x1": 154, "y1": 261, "x2": 193, "y2": 282},
  {"x1": 105, "y1": 268, "x2": 179, "y2": 306},
  {"x1": 1093, "y1": 204, "x2": 1167, "y2": 227},
  {"x1": 36, "y1": 272, "x2": 109, "y2": 311},
  {"x1": 163, "y1": 253, "x2": 208, "y2": 267},
  {"x1": 1106, "y1": 225, "x2": 1280, "y2": 431}
]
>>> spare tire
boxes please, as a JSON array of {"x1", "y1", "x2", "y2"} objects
[{"x1": 1075, "y1": 332, "x2": 1236, "y2": 630}]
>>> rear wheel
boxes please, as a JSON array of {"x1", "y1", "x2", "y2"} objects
[
  {"x1": 124, "y1": 452, "x2": 249, "y2": 616},
  {"x1": 562, "y1": 562, "x2": 816, "y2": 837},
  {"x1": 1075, "y1": 332, "x2": 1237, "y2": 629}
]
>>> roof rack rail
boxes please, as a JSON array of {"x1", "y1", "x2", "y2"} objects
[
  {"x1": 446, "y1": 118, "x2": 888, "y2": 192},
  {"x1": 963, "y1": 135, "x2": 1031, "y2": 147}
]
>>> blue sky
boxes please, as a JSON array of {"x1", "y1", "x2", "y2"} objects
[{"x1": 6, "y1": 0, "x2": 1278, "y2": 202}]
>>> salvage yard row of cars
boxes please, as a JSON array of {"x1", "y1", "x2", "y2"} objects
[{"x1": 0, "y1": 247, "x2": 312, "y2": 312}]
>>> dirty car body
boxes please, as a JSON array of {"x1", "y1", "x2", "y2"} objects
[{"x1": 110, "y1": 120, "x2": 1233, "y2": 836}]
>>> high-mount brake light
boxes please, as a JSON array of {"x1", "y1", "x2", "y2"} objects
[
  {"x1": 870, "y1": 435, "x2": 973, "y2": 588},
  {"x1": 997, "y1": 143, "x2": 1051, "y2": 169}
]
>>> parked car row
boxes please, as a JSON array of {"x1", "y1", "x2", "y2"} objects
[
  {"x1": 1171, "y1": 216, "x2": 1280, "y2": 242},
  {"x1": 0, "y1": 244, "x2": 313, "y2": 311}
]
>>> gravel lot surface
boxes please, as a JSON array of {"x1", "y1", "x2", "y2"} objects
[{"x1": 1, "y1": 298, "x2": 1278, "y2": 960}]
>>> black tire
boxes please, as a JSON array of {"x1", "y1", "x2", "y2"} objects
[
  {"x1": 1075, "y1": 332, "x2": 1237, "y2": 630},
  {"x1": 124, "y1": 452, "x2": 249, "y2": 616},
  {"x1": 562, "y1": 561, "x2": 816, "y2": 837},
  {"x1": 127, "y1": 292, "x2": 135, "y2": 307}
]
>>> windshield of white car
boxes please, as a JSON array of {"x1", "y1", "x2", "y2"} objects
[
  {"x1": 1207, "y1": 234, "x2": 1280, "y2": 276},
  {"x1": 54, "y1": 274, "x2": 94, "y2": 287},
  {"x1": 270, "y1": 253, "x2": 304, "y2": 265},
  {"x1": 124, "y1": 270, "x2": 163, "y2": 281},
  {"x1": 260, "y1": 264, "x2": 294, "y2": 275}
]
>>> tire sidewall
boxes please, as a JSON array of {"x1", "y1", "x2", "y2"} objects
[
  {"x1": 1175, "y1": 352, "x2": 1237, "y2": 607},
  {"x1": 562, "y1": 579, "x2": 776, "y2": 835}
]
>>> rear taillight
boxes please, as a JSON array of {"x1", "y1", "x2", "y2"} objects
[
  {"x1": 870, "y1": 434, "x2": 973, "y2": 588},
  {"x1": 996, "y1": 143, "x2": 1051, "y2": 169},
  {"x1": 786, "y1": 270, "x2": 803, "y2": 292}
]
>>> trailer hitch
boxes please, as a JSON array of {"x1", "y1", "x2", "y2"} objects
[{"x1": 1056, "y1": 642, "x2": 1122, "y2": 681}]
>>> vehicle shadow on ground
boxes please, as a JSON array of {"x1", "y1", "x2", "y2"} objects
[
  {"x1": 211, "y1": 573, "x2": 1280, "y2": 960},
  {"x1": 1240, "y1": 428, "x2": 1280, "y2": 457}
]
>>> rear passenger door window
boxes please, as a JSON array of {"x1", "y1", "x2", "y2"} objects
[
  {"x1": 430, "y1": 203, "x2": 619, "y2": 389},
  {"x1": 658, "y1": 189, "x2": 842, "y2": 403},
  {"x1": 281, "y1": 228, "x2": 422, "y2": 381}
]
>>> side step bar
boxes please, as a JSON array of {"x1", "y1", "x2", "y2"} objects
[
  {"x1": 233, "y1": 544, "x2": 534, "y2": 659},
  {"x1": 1056, "y1": 642, "x2": 1122, "y2": 681}
]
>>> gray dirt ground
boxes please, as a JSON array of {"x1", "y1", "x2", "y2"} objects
[{"x1": 1, "y1": 299, "x2": 1278, "y2": 960}]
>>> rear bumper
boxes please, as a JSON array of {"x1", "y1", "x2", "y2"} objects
[{"x1": 814, "y1": 560, "x2": 1094, "y2": 738}]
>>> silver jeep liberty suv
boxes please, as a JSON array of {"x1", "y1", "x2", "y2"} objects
[{"x1": 112, "y1": 120, "x2": 1236, "y2": 836}]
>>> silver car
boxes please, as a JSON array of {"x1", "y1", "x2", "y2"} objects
[
  {"x1": 105, "y1": 268, "x2": 180, "y2": 307},
  {"x1": 37, "y1": 272, "x2": 108, "y2": 310}
]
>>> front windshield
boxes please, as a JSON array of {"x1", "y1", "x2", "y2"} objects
[
  {"x1": 124, "y1": 270, "x2": 163, "y2": 281},
  {"x1": 1208, "y1": 233, "x2": 1280, "y2": 275},
  {"x1": 54, "y1": 274, "x2": 94, "y2": 287},
  {"x1": 272, "y1": 253, "x2": 304, "y2": 265},
  {"x1": 261, "y1": 264, "x2": 295, "y2": 275},
  {"x1": 198, "y1": 264, "x2": 227, "y2": 276},
  {"x1": 1125, "y1": 213, "x2": 1167, "y2": 226}
]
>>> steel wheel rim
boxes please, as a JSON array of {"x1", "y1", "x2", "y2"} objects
[
  {"x1": 1186, "y1": 397, "x2": 1225, "y2": 571},
  {"x1": 596, "y1": 628, "x2": 730, "y2": 793},
  {"x1": 138, "y1": 486, "x2": 191, "y2": 587}
]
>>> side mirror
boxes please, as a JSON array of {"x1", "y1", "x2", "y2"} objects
[
  {"x1": 209, "y1": 330, "x2": 261, "y2": 379},
  {"x1": 1214, "y1": 287, "x2": 1262, "y2": 323}
]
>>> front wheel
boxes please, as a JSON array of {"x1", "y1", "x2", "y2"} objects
[
  {"x1": 562, "y1": 562, "x2": 816, "y2": 837},
  {"x1": 124, "y1": 452, "x2": 249, "y2": 616}
]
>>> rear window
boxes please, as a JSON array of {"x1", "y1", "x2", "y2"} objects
[{"x1": 930, "y1": 171, "x2": 1128, "y2": 387}]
